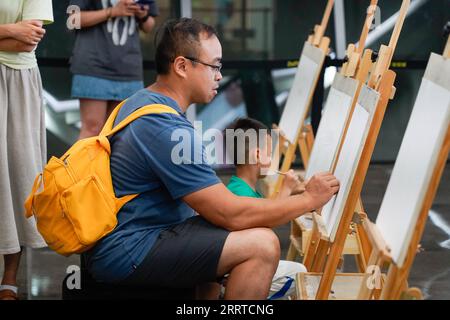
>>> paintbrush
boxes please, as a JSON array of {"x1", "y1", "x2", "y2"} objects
[{"x1": 267, "y1": 169, "x2": 305, "y2": 182}]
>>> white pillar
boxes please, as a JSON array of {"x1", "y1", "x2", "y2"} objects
[
  {"x1": 333, "y1": 0, "x2": 347, "y2": 59},
  {"x1": 180, "y1": 0, "x2": 196, "y2": 124}
]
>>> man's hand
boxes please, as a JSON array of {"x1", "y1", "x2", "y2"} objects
[
  {"x1": 111, "y1": 0, "x2": 140, "y2": 17},
  {"x1": 10, "y1": 20, "x2": 45, "y2": 46},
  {"x1": 302, "y1": 172, "x2": 340, "y2": 210}
]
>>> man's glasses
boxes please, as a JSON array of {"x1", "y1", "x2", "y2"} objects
[{"x1": 184, "y1": 56, "x2": 222, "y2": 74}]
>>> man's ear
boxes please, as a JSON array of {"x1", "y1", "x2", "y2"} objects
[
  {"x1": 252, "y1": 148, "x2": 260, "y2": 165},
  {"x1": 172, "y1": 56, "x2": 188, "y2": 79}
]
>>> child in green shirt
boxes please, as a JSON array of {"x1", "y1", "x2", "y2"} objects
[{"x1": 226, "y1": 117, "x2": 307, "y2": 299}]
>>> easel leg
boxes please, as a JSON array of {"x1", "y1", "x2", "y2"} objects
[
  {"x1": 298, "y1": 135, "x2": 310, "y2": 169},
  {"x1": 305, "y1": 124, "x2": 315, "y2": 154},
  {"x1": 298, "y1": 125, "x2": 315, "y2": 172},
  {"x1": 355, "y1": 222, "x2": 372, "y2": 272},
  {"x1": 310, "y1": 239, "x2": 329, "y2": 272},
  {"x1": 286, "y1": 221, "x2": 301, "y2": 261},
  {"x1": 303, "y1": 223, "x2": 321, "y2": 270},
  {"x1": 286, "y1": 243, "x2": 298, "y2": 262},
  {"x1": 272, "y1": 142, "x2": 297, "y2": 197},
  {"x1": 353, "y1": 200, "x2": 371, "y2": 273}
]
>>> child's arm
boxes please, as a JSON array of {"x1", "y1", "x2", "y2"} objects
[
  {"x1": 276, "y1": 170, "x2": 301, "y2": 199},
  {"x1": 290, "y1": 180, "x2": 306, "y2": 195}
]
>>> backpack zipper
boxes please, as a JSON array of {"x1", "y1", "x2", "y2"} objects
[
  {"x1": 92, "y1": 176, "x2": 114, "y2": 212},
  {"x1": 63, "y1": 158, "x2": 78, "y2": 183}
]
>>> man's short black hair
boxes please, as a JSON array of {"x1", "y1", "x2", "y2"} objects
[
  {"x1": 154, "y1": 18, "x2": 218, "y2": 75},
  {"x1": 227, "y1": 118, "x2": 271, "y2": 166}
]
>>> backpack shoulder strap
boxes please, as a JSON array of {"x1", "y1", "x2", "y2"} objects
[
  {"x1": 100, "y1": 103, "x2": 179, "y2": 137},
  {"x1": 100, "y1": 99, "x2": 128, "y2": 136}
]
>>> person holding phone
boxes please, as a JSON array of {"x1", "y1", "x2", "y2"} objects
[
  {"x1": 134, "y1": 0, "x2": 155, "y2": 7},
  {"x1": 69, "y1": 0, "x2": 159, "y2": 140}
]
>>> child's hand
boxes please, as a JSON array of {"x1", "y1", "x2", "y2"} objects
[
  {"x1": 277, "y1": 170, "x2": 299, "y2": 198},
  {"x1": 291, "y1": 180, "x2": 306, "y2": 195}
]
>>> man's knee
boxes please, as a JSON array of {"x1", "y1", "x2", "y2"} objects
[
  {"x1": 250, "y1": 228, "x2": 281, "y2": 263},
  {"x1": 217, "y1": 228, "x2": 280, "y2": 276}
]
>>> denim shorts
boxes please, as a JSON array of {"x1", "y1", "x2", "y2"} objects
[{"x1": 71, "y1": 74, "x2": 144, "y2": 101}]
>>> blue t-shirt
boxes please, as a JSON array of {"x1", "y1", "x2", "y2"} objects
[{"x1": 83, "y1": 89, "x2": 221, "y2": 283}]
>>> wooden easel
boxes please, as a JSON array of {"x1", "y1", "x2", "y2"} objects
[
  {"x1": 444, "y1": 32, "x2": 450, "y2": 58},
  {"x1": 359, "y1": 38, "x2": 450, "y2": 301},
  {"x1": 286, "y1": 1, "x2": 379, "y2": 273},
  {"x1": 295, "y1": 0, "x2": 411, "y2": 300},
  {"x1": 264, "y1": 0, "x2": 334, "y2": 199},
  {"x1": 298, "y1": 45, "x2": 450, "y2": 300}
]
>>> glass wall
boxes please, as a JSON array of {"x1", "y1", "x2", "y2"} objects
[
  {"x1": 36, "y1": 0, "x2": 450, "y2": 161},
  {"x1": 192, "y1": 0, "x2": 275, "y2": 60}
]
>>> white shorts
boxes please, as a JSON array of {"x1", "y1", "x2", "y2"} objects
[
  {"x1": 220, "y1": 260, "x2": 307, "y2": 300},
  {"x1": 268, "y1": 260, "x2": 307, "y2": 300}
]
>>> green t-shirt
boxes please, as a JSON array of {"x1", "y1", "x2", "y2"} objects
[
  {"x1": 0, "y1": 0, "x2": 53, "y2": 69},
  {"x1": 227, "y1": 175, "x2": 263, "y2": 198}
]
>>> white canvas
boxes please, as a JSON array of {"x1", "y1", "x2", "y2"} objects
[
  {"x1": 279, "y1": 43, "x2": 324, "y2": 144},
  {"x1": 320, "y1": 85, "x2": 380, "y2": 241},
  {"x1": 305, "y1": 75, "x2": 357, "y2": 180},
  {"x1": 376, "y1": 77, "x2": 450, "y2": 267}
]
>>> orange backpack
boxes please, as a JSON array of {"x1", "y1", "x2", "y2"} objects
[{"x1": 24, "y1": 101, "x2": 179, "y2": 256}]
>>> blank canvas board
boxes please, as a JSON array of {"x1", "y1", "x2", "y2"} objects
[
  {"x1": 279, "y1": 42, "x2": 325, "y2": 144},
  {"x1": 376, "y1": 53, "x2": 450, "y2": 267},
  {"x1": 306, "y1": 73, "x2": 358, "y2": 179},
  {"x1": 321, "y1": 85, "x2": 380, "y2": 241}
]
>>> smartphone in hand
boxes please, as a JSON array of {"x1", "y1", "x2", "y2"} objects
[{"x1": 134, "y1": 0, "x2": 154, "y2": 6}]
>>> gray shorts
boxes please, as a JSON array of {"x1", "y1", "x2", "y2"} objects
[{"x1": 121, "y1": 216, "x2": 230, "y2": 288}]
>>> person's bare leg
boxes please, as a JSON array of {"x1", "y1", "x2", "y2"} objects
[
  {"x1": 196, "y1": 282, "x2": 221, "y2": 300},
  {"x1": 2, "y1": 251, "x2": 21, "y2": 286},
  {"x1": 106, "y1": 100, "x2": 120, "y2": 121},
  {"x1": 216, "y1": 228, "x2": 280, "y2": 300},
  {"x1": 78, "y1": 99, "x2": 107, "y2": 140}
]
